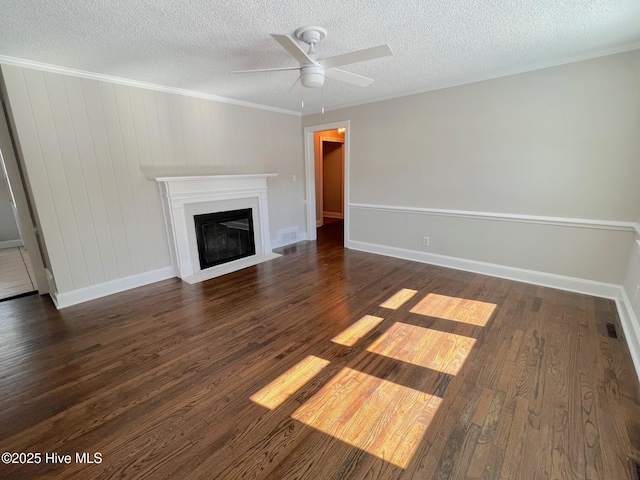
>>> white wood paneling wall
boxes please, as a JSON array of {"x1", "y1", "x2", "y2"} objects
[{"x1": 2, "y1": 65, "x2": 304, "y2": 297}]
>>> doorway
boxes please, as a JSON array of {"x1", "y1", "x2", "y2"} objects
[
  {"x1": 0, "y1": 150, "x2": 36, "y2": 301},
  {"x1": 315, "y1": 130, "x2": 344, "y2": 226},
  {"x1": 303, "y1": 120, "x2": 350, "y2": 246},
  {"x1": 0, "y1": 89, "x2": 47, "y2": 300}
]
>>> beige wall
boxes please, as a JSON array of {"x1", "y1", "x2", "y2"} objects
[
  {"x1": 2, "y1": 65, "x2": 304, "y2": 296},
  {"x1": 303, "y1": 50, "x2": 640, "y2": 284}
]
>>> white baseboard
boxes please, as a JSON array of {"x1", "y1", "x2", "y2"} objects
[
  {"x1": 347, "y1": 240, "x2": 640, "y2": 379},
  {"x1": 54, "y1": 266, "x2": 176, "y2": 309},
  {"x1": 348, "y1": 240, "x2": 620, "y2": 298},
  {"x1": 615, "y1": 289, "x2": 640, "y2": 382},
  {"x1": 348, "y1": 239, "x2": 640, "y2": 380},
  {"x1": 0, "y1": 239, "x2": 23, "y2": 249}
]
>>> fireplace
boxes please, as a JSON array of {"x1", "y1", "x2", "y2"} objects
[
  {"x1": 153, "y1": 173, "x2": 279, "y2": 284},
  {"x1": 194, "y1": 208, "x2": 256, "y2": 269}
]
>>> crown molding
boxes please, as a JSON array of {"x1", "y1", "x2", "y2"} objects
[
  {"x1": 2, "y1": 41, "x2": 639, "y2": 119},
  {"x1": 304, "y1": 42, "x2": 640, "y2": 115},
  {"x1": 0, "y1": 55, "x2": 301, "y2": 117}
]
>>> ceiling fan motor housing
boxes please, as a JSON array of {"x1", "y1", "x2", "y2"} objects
[{"x1": 300, "y1": 65, "x2": 325, "y2": 88}]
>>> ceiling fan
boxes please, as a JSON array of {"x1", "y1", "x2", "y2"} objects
[{"x1": 231, "y1": 26, "x2": 393, "y2": 89}]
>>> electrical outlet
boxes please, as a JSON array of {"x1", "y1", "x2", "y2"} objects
[
  {"x1": 422, "y1": 236, "x2": 430, "y2": 246},
  {"x1": 635, "y1": 284, "x2": 640, "y2": 302},
  {"x1": 292, "y1": 175, "x2": 297, "y2": 182}
]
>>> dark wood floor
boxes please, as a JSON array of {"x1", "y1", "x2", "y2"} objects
[{"x1": 1, "y1": 222, "x2": 639, "y2": 479}]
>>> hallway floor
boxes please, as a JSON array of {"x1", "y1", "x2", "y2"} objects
[{"x1": 0, "y1": 246, "x2": 36, "y2": 301}]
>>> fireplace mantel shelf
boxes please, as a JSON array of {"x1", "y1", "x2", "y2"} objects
[{"x1": 152, "y1": 173, "x2": 277, "y2": 182}]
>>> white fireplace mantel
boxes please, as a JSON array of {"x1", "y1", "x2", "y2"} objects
[{"x1": 154, "y1": 174, "x2": 278, "y2": 283}]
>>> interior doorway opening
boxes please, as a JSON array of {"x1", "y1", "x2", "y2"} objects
[
  {"x1": 0, "y1": 82, "x2": 48, "y2": 300},
  {"x1": 303, "y1": 121, "x2": 350, "y2": 247},
  {"x1": 314, "y1": 129, "x2": 345, "y2": 228},
  {"x1": 0, "y1": 149, "x2": 37, "y2": 301}
]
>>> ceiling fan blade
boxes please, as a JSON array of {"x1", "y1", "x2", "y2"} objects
[
  {"x1": 272, "y1": 34, "x2": 317, "y2": 65},
  {"x1": 319, "y1": 44, "x2": 393, "y2": 69},
  {"x1": 325, "y1": 68, "x2": 374, "y2": 87},
  {"x1": 231, "y1": 66, "x2": 301, "y2": 74}
]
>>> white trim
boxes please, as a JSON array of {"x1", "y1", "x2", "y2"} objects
[
  {"x1": 151, "y1": 174, "x2": 278, "y2": 183},
  {"x1": 54, "y1": 266, "x2": 176, "y2": 309},
  {"x1": 155, "y1": 174, "x2": 275, "y2": 279},
  {"x1": 45, "y1": 268, "x2": 59, "y2": 308},
  {"x1": 634, "y1": 223, "x2": 640, "y2": 236},
  {"x1": 0, "y1": 55, "x2": 300, "y2": 117},
  {"x1": 348, "y1": 239, "x2": 621, "y2": 299},
  {"x1": 303, "y1": 42, "x2": 640, "y2": 114},
  {"x1": 615, "y1": 289, "x2": 640, "y2": 383},
  {"x1": 349, "y1": 203, "x2": 637, "y2": 232},
  {"x1": 0, "y1": 239, "x2": 23, "y2": 249},
  {"x1": 3, "y1": 45, "x2": 639, "y2": 118},
  {"x1": 303, "y1": 121, "x2": 350, "y2": 243},
  {"x1": 347, "y1": 238, "x2": 640, "y2": 381},
  {"x1": 45, "y1": 267, "x2": 56, "y2": 296}
]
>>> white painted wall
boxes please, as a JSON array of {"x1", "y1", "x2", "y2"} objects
[
  {"x1": 1, "y1": 65, "x2": 304, "y2": 299},
  {"x1": 303, "y1": 50, "x2": 640, "y2": 285}
]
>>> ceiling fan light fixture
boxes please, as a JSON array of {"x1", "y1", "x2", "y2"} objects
[
  {"x1": 231, "y1": 26, "x2": 393, "y2": 94},
  {"x1": 300, "y1": 65, "x2": 325, "y2": 88}
]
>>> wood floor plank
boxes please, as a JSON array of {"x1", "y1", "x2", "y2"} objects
[{"x1": 0, "y1": 222, "x2": 638, "y2": 479}]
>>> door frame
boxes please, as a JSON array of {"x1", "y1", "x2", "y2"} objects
[
  {"x1": 303, "y1": 120, "x2": 350, "y2": 242},
  {"x1": 0, "y1": 94, "x2": 48, "y2": 293}
]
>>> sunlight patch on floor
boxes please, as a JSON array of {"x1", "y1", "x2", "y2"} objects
[
  {"x1": 410, "y1": 293, "x2": 496, "y2": 326},
  {"x1": 250, "y1": 290, "x2": 492, "y2": 468},
  {"x1": 380, "y1": 288, "x2": 417, "y2": 310},
  {"x1": 331, "y1": 315, "x2": 384, "y2": 347},
  {"x1": 366, "y1": 322, "x2": 476, "y2": 375},
  {"x1": 291, "y1": 367, "x2": 442, "y2": 468},
  {"x1": 250, "y1": 355, "x2": 330, "y2": 409}
]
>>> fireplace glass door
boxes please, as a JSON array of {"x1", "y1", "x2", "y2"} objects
[{"x1": 194, "y1": 208, "x2": 256, "y2": 270}]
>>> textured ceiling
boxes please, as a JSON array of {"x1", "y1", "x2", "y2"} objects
[{"x1": 1, "y1": 0, "x2": 639, "y2": 113}]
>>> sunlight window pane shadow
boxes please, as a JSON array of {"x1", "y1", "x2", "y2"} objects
[
  {"x1": 331, "y1": 315, "x2": 384, "y2": 347},
  {"x1": 250, "y1": 355, "x2": 330, "y2": 409},
  {"x1": 366, "y1": 322, "x2": 476, "y2": 375},
  {"x1": 380, "y1": 288, "x2": 417, "y2": 310},
  {"x1": 292, "y1": 367, "x2": 442, "y2": 468},
  {"x1": 410, "y1": 293, "x2": 496, "y2": 327}
]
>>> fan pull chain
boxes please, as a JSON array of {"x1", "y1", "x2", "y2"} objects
[{"x1": 321, "y1": 84, "x2": 325, "y2": 114}]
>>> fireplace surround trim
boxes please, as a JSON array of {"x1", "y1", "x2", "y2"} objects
[{"x1": 154, "y1": 174, "x2": 277, "y2": 281}]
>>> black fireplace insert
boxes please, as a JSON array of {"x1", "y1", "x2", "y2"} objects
[{"x1": 194, "y1": 208, "x2": 256, "y2": 270}]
